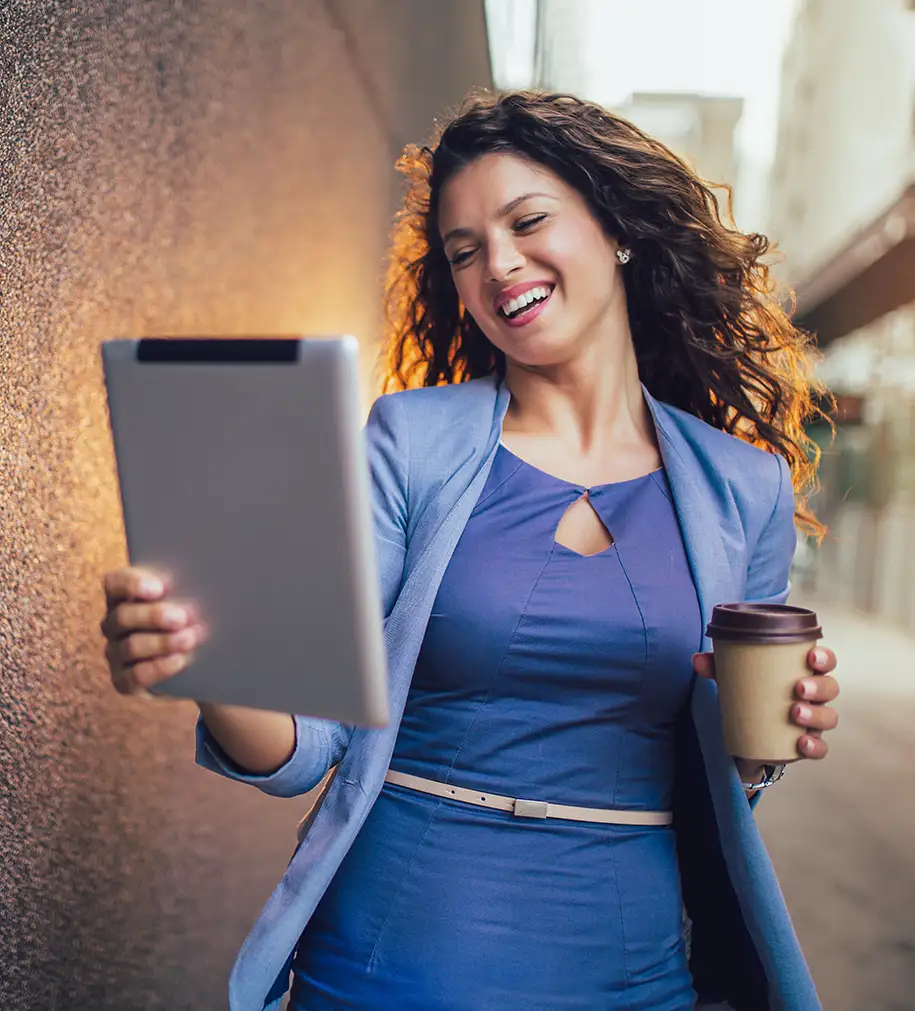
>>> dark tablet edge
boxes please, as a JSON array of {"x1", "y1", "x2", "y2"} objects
[{"x1": 137, "y1": 338, "x2": 301, "y2": 363}]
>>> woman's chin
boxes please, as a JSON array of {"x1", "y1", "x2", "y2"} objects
[{"x1": 497, "y1": 333, "x2": 575, "y2": 370}]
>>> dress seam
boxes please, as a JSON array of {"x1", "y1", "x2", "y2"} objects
[
  {"x1": 366, "y1": 796, "x2": 442, "y2": 972},
  {"x1": 441, "y1": 541, "x2": 558, "y2": 787},
  {"x1": 649, "y1": 469, "x2": 673, "y2": 503},
  {"x1": 610, "y1": 543, "x2": 651, "y2": 808},
  {"x1": 472, "y1": 455, "x2": 524, "y2": 511},
  {"x1": 606, "y1": 830, "x2": 633, "y2": 1002}
]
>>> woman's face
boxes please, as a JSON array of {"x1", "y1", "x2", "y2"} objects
[{"x1": 437, "y1": 152, "x2": 627, "y2": 369}]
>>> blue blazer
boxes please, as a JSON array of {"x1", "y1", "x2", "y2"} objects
[{"x1": 197, "y1": 375, "x2": 820, "y2": 1011}]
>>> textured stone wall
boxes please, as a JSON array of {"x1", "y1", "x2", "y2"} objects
[{"x1": 0, "y1": 3, "x2": 490, "y2": 1007}]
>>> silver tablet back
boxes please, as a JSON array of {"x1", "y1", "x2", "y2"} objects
[{"x1": 101, "y1": 337, "x2": 388, "y2": 726}]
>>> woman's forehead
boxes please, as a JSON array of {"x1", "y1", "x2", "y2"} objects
[{"x1": 438, "y1": 153, "x2": 565, "y2": 228}]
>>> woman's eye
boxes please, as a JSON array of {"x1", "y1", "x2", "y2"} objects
[
  {"x1": 515, "y1": 213, "x2": 547, "y2": 232},
  {"x1": 449, "y1": 248, "x2": 475, "y2": 266}
]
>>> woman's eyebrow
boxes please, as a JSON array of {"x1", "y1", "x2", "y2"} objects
[
  {"x1": 495, "y1": 191, "x2": 556, "y2": 217},
  {"x1": 441, "y1": 192, "x2": 557, "y2": 245}
]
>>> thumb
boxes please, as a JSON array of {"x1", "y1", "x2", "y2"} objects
[{"x1": 692, "y1": 651, "x2": 716, "y2": 680}]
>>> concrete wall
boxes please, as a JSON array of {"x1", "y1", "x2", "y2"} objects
[{"x1": 0, "y1": 3, "x2": 490, "y2": 1008}]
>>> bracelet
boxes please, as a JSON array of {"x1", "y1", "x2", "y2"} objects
[{"x1": 741, "y1": 763, "x2": 787, "y2": 792}]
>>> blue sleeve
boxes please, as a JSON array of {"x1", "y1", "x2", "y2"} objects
[
  {"x1": 743, "y1": 453, "x2": 797, "y2": 605},
  {"x1": 194, "y1": 714, "x2": 349, "y2": 798},
  {"x1": 364, "y1": 392, "x2": 410, "y2": 619},
  {"x1": 194, "y1": 391, "x2": 410, "y2": 797},
  {"x1": 741, "y1": 453, "x2": 797, "y2": 810}
]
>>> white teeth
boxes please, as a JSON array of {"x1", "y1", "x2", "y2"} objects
[{"x1": 499, "y1": 285, "x2": 551, "y2": 318}]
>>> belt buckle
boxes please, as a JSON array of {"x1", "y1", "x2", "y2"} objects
[{"x1": 513, "y1": 798, "x2": 548, "y2": 819}]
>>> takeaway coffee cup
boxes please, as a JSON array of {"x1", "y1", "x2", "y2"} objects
[{"x1": 705, "y1": 603, "x2": 824, "y2": 763}]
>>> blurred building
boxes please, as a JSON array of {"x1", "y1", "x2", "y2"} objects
[
  {"x1": 485, "y1": 2, "x2": 745, "y2": 219},
  {"x1": 485, "y1": 0, "x2": 539, "y2": 89},
  {"x1": 532, "y1": 0, "x2": 595, "y2": 96},
  {"x1": 485, "y1": 0, "x2": 598, "y2": 94},
  {"x1": 613, "y1": 92, "x2": 744, "y2": 220},
  {"x1": 768, "y1": 0, "x2": 915, "y2": 626}
]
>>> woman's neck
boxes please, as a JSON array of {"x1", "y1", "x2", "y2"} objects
[{"x1": 501, "y1": 338, "x2": 654, "y2": 456}]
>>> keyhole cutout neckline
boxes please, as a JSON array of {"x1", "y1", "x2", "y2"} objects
[
  {"x1": 553, "y1": 492, "x2": 615, "y2": 557},
  {"x1": 497, "y1": 442, "x2": 664, "y2": 559},
  {"x1": 497, "y1": 441, "x2": 664, "y2": 494}
]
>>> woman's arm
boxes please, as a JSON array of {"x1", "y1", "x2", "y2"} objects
[
  {"x1": 743, "y1": 452, "x2": 797, "y2": 607},
  {"x1": 197, "y1": 704, "x2": 296, "y2": 774},
  {"x1": 699, "y1": 453, "x2": 839, "y2": 796},
  {"x1": 194, "y1": 391, "x2": 411, "y2": 796}
]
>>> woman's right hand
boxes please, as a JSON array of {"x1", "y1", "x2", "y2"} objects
[{"x1": 101, "y1": 566, "x2": 208, "y2": 696}]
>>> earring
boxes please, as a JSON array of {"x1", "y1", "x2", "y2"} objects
[{"x1": 616, "y1": 247, "x2": 632, "y2": 264}]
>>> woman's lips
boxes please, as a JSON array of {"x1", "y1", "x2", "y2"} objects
[{"x1": 498, "y1": 287, "x2": 553, "y2": 328}]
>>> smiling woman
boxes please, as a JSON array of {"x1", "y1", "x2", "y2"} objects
[
  {"x1": 288, "y1": 90, "x2": 840, "y2": 1011},
  {"x1": 383, "y1": 89, "x2": 833, "y2": 537},
  {"x1": 101, "y1": 88, "x2": 843, "y2": 1011}
]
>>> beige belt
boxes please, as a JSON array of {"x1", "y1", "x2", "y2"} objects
[{"x1": 384, "y1": 769, "x2": 673, "y2": 826}]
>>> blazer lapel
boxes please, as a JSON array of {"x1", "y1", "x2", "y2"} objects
[
  {"x1": 642, "y1": 389, "x2": 743, "y2": 818},
  {"x1": 642, "y1": 388, "x2": 734, "y2": 652}
]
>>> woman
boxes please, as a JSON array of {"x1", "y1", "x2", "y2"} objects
[{"x1": 101, "y1": 91, "x2": 841, "y2": 1010}]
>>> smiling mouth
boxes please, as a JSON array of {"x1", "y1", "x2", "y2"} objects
[{"x1": 497, "y1": 285, "x2": 554, "y2": 320}]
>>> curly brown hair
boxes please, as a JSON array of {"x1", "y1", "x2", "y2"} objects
[{"x1": 381, "y1": 89, "x2": 833, "y2": 538}]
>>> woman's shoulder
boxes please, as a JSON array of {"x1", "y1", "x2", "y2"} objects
[
  {"x1": 650, "y1": 396, "x2": 791, "y2": 531},
  {"x1": 652, "y1": 396, "x2": 782, "y2": 471},
  {"x1": 367, "y1": 376, "x2": 502, "y2": 451},
  {"x1": 366, "y1": 375, "x2": 501, "y2": 476},
  {"x1": 372, "y1": 375, "x2": 499, "y2": 416}
]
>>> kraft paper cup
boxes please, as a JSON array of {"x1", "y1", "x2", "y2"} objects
[{"x1": 706, "y1": 603, "x2": 824, "y2": 764}]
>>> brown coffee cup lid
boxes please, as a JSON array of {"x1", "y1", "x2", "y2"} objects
[{"x1": 706, "y1": 603, "x2": 823, "y2": 644}]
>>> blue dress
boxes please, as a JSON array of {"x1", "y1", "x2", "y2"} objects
[{"x1": 290, "y1": 444, "x2": 702, "y2": 1010}]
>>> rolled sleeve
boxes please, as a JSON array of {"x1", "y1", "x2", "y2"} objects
[{"x1": 195, "y1": 713, "x2": 351, "y2": 799}]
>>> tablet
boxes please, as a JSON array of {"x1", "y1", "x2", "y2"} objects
[{"x1": 101, "y1": 336, "x2": 388, "y2": 727}]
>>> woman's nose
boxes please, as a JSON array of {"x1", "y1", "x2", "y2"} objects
[{"x1": 485, "y1": 235, "x2": 525, "y2": 282}]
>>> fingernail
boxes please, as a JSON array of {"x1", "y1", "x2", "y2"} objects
[
  {"x1": 803, "y1": 737, "x2": 817, "y2": 754},
  {"x1": 140, "y1": 577, "x2": 163, "y2": 597},
  {"x1": 163, "y1": 605, "x2": 186, "y2": 627},
  {"x1": 798, "y1": 680, "x2": 815, "y2": 698},
  {"x1": 794, "y1": 704, "x2": 812, "y2": 722},
  {"x1": 172, "y1": 627, "x2": 197, "y2": 650},
  {"x1": 812, "y1": 648, "x2": 828, "y2": 666}
]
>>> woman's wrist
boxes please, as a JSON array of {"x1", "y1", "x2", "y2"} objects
[{"x1": 735, "y1": 758, "x2": 787, "y2": 792}]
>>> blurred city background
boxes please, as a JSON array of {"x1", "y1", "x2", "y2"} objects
[{"x1": 0, "y1": 0, "x2": 912, "y2": 1008}]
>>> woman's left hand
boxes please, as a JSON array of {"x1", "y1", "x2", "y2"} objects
[{"x1": 692, "y1": 645, "x2": 840, "y2": 766}]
